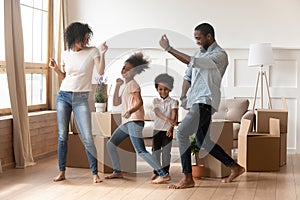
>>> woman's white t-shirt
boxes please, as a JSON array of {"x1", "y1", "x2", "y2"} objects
[{"x1": 60, "y1": 47, "x2": 100, "y2": 92}]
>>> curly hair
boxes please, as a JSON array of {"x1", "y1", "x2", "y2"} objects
[
  {"x1": 125, "y1": 52, "x2": 150, "y2": 74},
  {"x1": 154, "y1": 73, "x2": 174, "y2": 90},
  {"x1": 64, "y1": 22, "x2": 93, "y2": 49}
]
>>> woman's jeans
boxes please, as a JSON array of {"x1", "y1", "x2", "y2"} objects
[
  {"x1": 177, "y1": 103, "x2": 234, "y2": 174},
  {"x1": 106, "y1": 121, "x2": 168, "y2": 177},
  {"x1": 56, "y1": 91, "x2": 98, "y2": 175}
]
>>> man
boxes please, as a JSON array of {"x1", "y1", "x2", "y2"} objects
[{"x1": 159, "y1": 23, "x2": 245, "y2": 189}]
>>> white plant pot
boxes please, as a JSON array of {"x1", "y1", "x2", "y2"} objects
[{"x1": 95, "y1": 103, "x2": 106, "y2": 112}]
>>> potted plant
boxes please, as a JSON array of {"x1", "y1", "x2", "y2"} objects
[
  {"x1": 94, "y1": 76, "x2": 107, "y2": 112},
  {"x1": 190, "y1": 135, "x2": 204, "y2": 179}
]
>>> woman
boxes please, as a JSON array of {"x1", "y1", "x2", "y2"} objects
[{"x1": 49, "y1": 22, "x2": 108, "y2": 183}]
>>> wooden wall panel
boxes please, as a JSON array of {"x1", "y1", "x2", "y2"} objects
[
  {"x1": 0, "y1": 111, "x2": 58, "y2": 171},
  {"x1": 0, "y1": 117, "x2": 14, "y2": 170},
  {"x1": 28, "y1": 111, "x2": 58, "y2": 160}
]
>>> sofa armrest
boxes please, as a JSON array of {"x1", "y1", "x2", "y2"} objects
[{"x1": 241, "y1": 110, "x2": 255, "y2": 131}]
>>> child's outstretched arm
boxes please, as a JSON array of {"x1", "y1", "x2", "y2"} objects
[
  {"x1": 166, "y1": 106, "x2": 178, "y2": 137},
  {"x1": 94, "y1": 42, "x2": 108, "y2": 75},
  {"x1": 154, "y1": 107, "x2": 178, "y2": 127},
  {"x1": 113, "y1": 78, "x2": 123, "y2": 106}
]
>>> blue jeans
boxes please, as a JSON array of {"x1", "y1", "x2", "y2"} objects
[
  {"x1": 106, "y1": 121, "x2": 168, "y2": 177},
  {"x1": 177, "y1": 103, "x2": 234, "y2": 174},
  {"x1": 56, "y1": 91, "x2": 98, "y2": 175}
]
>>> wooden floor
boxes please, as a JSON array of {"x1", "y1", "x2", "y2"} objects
[{"x1": 0, "y1": 152, "x2": 299, "y2": 200}]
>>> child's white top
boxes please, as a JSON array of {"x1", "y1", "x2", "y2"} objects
[{"x1": 153, "y1": 96, "x2": 178, "y2": 131}]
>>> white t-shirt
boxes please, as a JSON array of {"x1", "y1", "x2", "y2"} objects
[
  {"x1": 60, "y1": 47, "x2": 100, "y2": 92},
  {"x1": 153, "y1": 96, "x2": 178, "y2": 131}
]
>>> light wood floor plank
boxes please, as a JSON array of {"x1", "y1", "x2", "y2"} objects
[{"x1": 0, "y1": 154, "x2": 299, "y2": 200}]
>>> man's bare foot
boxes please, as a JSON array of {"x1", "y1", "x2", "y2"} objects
[
  {"x1": 53, "y1": 171, "x2": 65, "y2": 182},
  {"x1": 93, "y1": 174, "x2": 102, "y2": 183},
  {"x1": 222, "y1": 163, "x2": 245, "y2": 183},
  {"x1": 151, "y1": 173, "x2": 158, "y2": 180},
  {"x1": 151, "y1": 174, "x2": 171, "y2": 184},
  {"x1": 105, "y1": 172, "x2": 124, "y2": 179},
  {"x1": 168, "y1": 179, "x2": 195, "y2": 189},
  {"x1": 168, "y1": 173, "x2": 194, "y2": 189}
]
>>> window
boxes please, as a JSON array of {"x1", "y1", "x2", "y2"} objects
[
  {"x1": 0, "y1": 0, "x2": 50, "y2": 114},
  {"x1": 21, "y1": 0, "x2": 49, "y2": 107},
  {"x1": 0, "y1": 0, "x2": 10, "y2": 111}
]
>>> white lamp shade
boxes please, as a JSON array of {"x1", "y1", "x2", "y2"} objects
[{"x1": 248, "y1": 43, "x2": 274, "y2": 67}]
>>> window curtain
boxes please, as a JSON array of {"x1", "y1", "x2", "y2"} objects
[
  {"x1": 51, "y1": 0, "x2": 68, "y2": 109},
  {"x1": 4, "y1": 0, "x2": 35, "y2": 168}
]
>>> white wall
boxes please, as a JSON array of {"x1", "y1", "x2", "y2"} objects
[
  {"x1": 67, "y1": 0, "x2": 300, "y2": 48},
  {"x1": 67, "y1": 0, "x2": 300, "y2": 153}
]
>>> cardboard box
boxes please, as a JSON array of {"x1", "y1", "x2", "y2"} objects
[
  {"x1": 255, "y1": 97, "x2": 288, "y2": 133},
  {"x1": 66, "y1": 133, "x2": 90, "y2": 168},
  {"x1": 97, "y1": 136, "x2": 136, "y2": 173},
  {"x1": 198, "y1": 149, "x2": 231, "y2": 178},
  {"x1": 238, "y1": 118, "x2": 280, "y2": 172},
  {"x1": 92, "y1": 112, "x2": 121, "y2": 137},
  {"x1": 193, "y1": 121, "x2": 233, "y2": 178},
  {"x1": 280, "y1": 132, "x2": 287, "y2": 166},
  {"x1": 66, "y1": 133, "x2": 136, "y2": 173},
  {"x1": 210, "y1": 120, "x2": 233, "y2": 150}
]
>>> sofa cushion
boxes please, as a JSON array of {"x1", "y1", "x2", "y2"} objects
[{"x1": 212, "y1": 99, "x2": 249, "y2": 122}]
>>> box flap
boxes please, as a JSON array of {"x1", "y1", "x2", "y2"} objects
[
  {"x1": 247, "y1": 133, "x2": 269, "y2": 136},
  {"x1": 239, "y1": 119, "x2": 252, "y2": 136},
  {"x1": 269, "y1": 118, "x2": 280, "y2": 137}
]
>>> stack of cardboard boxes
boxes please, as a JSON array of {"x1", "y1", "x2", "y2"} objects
[
  {"x1": 198, "y1": 120, "x2": 234, "y2": 178},
  {"x1": 238, "y1": 97, "x2": 288, "y2": 171},
  {"x1": 66, "y1": 112, "x2": 137, "y2": 173}
]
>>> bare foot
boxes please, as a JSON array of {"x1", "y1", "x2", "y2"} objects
[
  {"x1": 93, "y1": 174, "x2": 102, "y2": 183},
  {"x1": 53, "y1": 171, "x2": 65, "y2": 182},
  {"x1": 105, "y1": 172, "x2": 124, "y2": 179},
  {"x1": 151, "y1": 174, "x2": 171, "y2": 184},
  {"x1": 168, "y1": 179, "x2": 195, "y2": 189},
  {"x1": 222, "y1": 163, "x2": 245, "y2": 183},
  {"x1": 151, "y1": 174, "x2": 158, "y2": 180},
  {"x1": 168, "y1": 174, "x2": 194, "y2": 189}
]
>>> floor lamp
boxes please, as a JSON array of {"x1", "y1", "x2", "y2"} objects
[{"x1": 248, "y1": 43, "x2": 274, "y2": 111}]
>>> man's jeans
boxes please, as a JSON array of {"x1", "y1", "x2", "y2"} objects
[
  {"x1": 106, "y1": 121, "x2": 168, "y2": 177},
  {"x1": 56, "y1": 91, "x2": 98, "y2": 174},
  {"x1": 177, "y1": 103, "x2": 234, "y2": 174}
]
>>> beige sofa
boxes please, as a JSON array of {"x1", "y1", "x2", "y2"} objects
[
  {"x1": 212, "y1": 98, "x2": 254, "y2": 149},
  {"x1": 142, "y1": 98, "x2": 254, "y2": 149}
]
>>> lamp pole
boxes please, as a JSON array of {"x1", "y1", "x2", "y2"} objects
[{"x1": 260, "y1": 66, "x2": 263, "y2": 109}]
